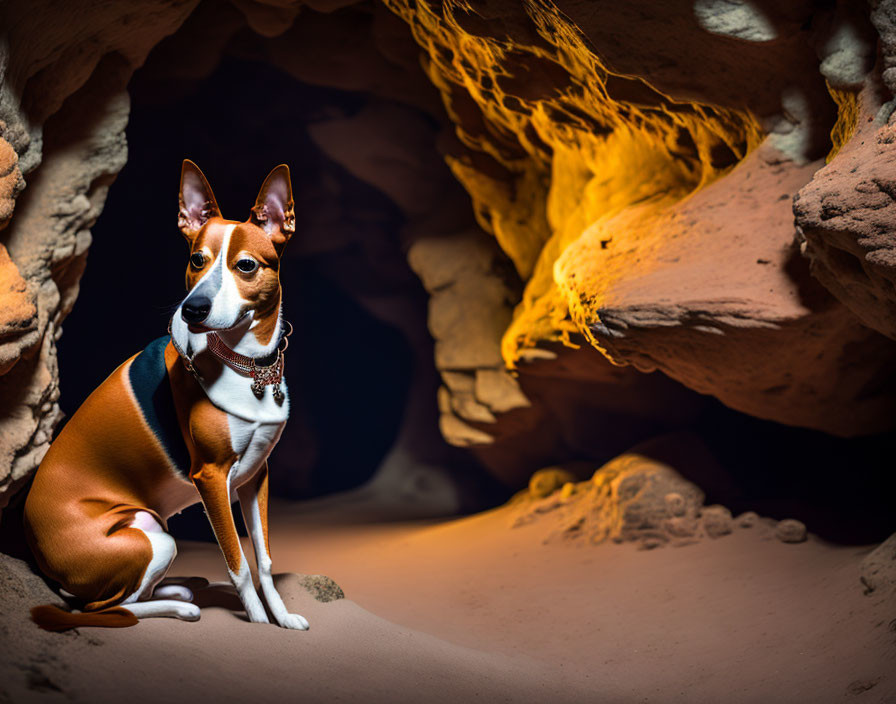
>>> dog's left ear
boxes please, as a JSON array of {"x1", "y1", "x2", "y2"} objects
[{"x1": 250, "y1": 164, "x2": 295, "y2": 249}]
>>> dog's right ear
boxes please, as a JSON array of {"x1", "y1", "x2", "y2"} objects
[{"x1": 178, "y1": 160, "x2": 221, "y2": 239}]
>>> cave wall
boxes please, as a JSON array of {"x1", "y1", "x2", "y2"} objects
[
  {"x1": 2, "y1": 0, "x2": 896, "y2": 505},
  {"x1": 0, "y1": 0, "x2": 201, "y2": 502}
]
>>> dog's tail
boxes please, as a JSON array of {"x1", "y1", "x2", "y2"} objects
[{"x1": 30, "y1": 604, "x2": 138, "y2": 631}]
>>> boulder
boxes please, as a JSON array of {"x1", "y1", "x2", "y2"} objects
[
  {"x1": 795, "y1": 92, "x2": 896, "y2": 341},
  {"x1": 860, "y1": 532, "x2": 896, "y2": 595}
]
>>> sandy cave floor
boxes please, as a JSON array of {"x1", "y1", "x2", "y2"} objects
[{"x1": 5, "y1": 497, "x2": 896, "y2": 704}]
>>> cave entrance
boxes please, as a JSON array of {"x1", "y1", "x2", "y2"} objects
[{"x1": 55, "y1": 4, "x2": 480, "y2": 538}]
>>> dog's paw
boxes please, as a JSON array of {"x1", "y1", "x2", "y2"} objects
[
  {"x1": 279, "y1": 612, "x2": 309, "y2": 630},
  {"x1": 177, "y1": 603, "x2": 202, "y2": 621}
]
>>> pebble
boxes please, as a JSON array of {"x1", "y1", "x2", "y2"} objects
[
  {"x1": 529, "y1": 468, "x2": 576, "y2": 499},
  {"x1": 640, "y1": 536, "x2": 665, "y2": 550},
  {"x1": 736, "y1": 511, "x2": 759, "y2": 528},
  {"x1": 701, "y1": 505, "x2": 733, "y2": 538},
  {"x1": 775, "y1": 518, "x2": 807, "y2": 543}
]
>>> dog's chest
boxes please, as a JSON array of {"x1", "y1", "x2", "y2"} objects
[{"x1": 227, "y1": 415, "x2": 284, "y2": 489}]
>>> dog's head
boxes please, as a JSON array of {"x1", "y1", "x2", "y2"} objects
[{"x1": 175, "y1": 160, "x2": 294, "y2": 344}]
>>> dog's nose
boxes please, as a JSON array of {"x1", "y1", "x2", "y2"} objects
[{"x1": 181, "y1": 296, "x2": 211, "y2": 324}]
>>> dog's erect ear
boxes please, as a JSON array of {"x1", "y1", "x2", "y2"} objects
[
  {"x1": 178, "y1": 160, "x2": 221, "y2": 239},
  {"x1": 250, "y1": 165, "x2": 295, "y2": 248}
]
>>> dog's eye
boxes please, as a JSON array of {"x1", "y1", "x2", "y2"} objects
[
  {"x1": 190, "y1": 252, "x2": 205, "y2": 269},
  {"x1": 235, "y1": 258, "x2": 258, "y2": 274}
]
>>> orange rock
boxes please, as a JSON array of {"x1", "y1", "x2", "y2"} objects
[{"x1": 0, "y1": 244, "x2": 37, "y2": 376}]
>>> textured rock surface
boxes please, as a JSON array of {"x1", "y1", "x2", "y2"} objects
[
  {"x1": 795, "y1": 87, "x2": 896, "y2": 341},
  {"x1": 409, "y1": 229, "x2": 529, "y2": 450},
  {"x1": 860, "y1": 532, "x2": 896, "y2": 595},
  {"x1": 381, "y1": 0, "x2": 896, "y2": 439},
  {"x1": 0, "y1": 1, "x2": 198, "y2": 503},
  {"x1": 297, "y1": 574, "x2": 346, "y2": 603},
  {"x1": 557, "y1": 144, "x2": 896, "y2": 436},
  {"x1": 776, "y1": 518, "x2": 808, "y2": 544},
  {"x1": 871, "y1": 0, "x2": 896, "y2": 96},
  {"x1": 510, "y1": 453, "x2": 709, "y2": 548},
  {"x1": 509, "y1": 451, "x2": 811, "y2": 550}
]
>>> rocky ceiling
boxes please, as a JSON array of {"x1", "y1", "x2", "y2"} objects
[{"x1": 1, "y1": 0, "x2": 896, "y2": 509}]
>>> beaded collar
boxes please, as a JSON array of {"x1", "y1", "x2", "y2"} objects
[{"x1": 169, "y1": 319, "x2": 292, "y2": 401}]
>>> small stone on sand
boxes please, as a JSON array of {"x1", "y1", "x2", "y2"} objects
[{"x1": 775, "y1": 519, "x2": 807, "y2": 544}]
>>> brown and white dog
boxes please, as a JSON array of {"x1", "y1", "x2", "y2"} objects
[{"x1": 24, "y1": 161, "x2": 308, "y2": 630}]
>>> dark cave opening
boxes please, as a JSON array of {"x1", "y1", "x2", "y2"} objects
[{"x1": 56, "y1": 54, "x2": 428, "y2": 537}]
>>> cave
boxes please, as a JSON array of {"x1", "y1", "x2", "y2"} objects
[{"x1": 1, "y1": 0, "x2": 896, "y2": 701}]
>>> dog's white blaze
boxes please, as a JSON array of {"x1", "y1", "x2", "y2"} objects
[{"x1": 203, "y1": 224, "x2": 249, "y2": 331}]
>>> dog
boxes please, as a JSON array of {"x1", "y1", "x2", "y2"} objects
[{"x1": 23, "y1": 160, "x2": 308, "y2": 630}]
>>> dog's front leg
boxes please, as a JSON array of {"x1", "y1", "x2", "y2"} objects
[
  {"x1": 192, "y1": 462, "x2": 269, "y2": 624},
  {"x1": 237, "y1": 463, "x2": 309, "y2": 630}
]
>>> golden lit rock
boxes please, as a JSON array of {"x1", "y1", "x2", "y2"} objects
[{"x1": 528, "y1": 467, "x2": 576, "y2": 499}]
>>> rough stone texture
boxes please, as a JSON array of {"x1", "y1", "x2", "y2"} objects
[
  {"x1": 378, "y1": 0, "x2": 896, "y2": 441},
  {"x1": 557, "y1": 144, "x2": 896, "y2": 436},
  {"x1": 0, "y1": 1, "x2": 199, "y2": 504},
  {"x1": 511, "y1": 453, "x2": 708, "y2": 549},
  {"x1": 775, "y1": 518, "x2": 808, "y2": 543},
  {"x1": 871, "y1": 0, "x2": 896, "y2": 96},
  {"x1": 795, "y1": 86, "x2": 896, "y2": 342},
  {"x1": 409, "y1": 230, "x2": 531, "y2": 450},
  {"x1": 737, "y1": 511, "x2": 761, "y2": 528},
  {"x1": 0, "y1": 243, "x2": 37, "y2": 376},
  {"x1": 860, "y1": 532, "x2": 896, "y2": 595},
  {"x1": 0, "y1": 60, "x2": 130, "y2": 504},
  {"x1": 298, "y1": 574, "x2": 346, "y2": 603},
  {"x1": 693, "y1": 0, "x2": 779, "y2": 43},
  {"x1": 702, "y1": 505, "x2": 734, "y2": 539},
  {"x1": 0, "y1": 137, "x2": 24, "y2": 230},
  {"x1": 527, "y1": 467, "x2": 576, "y2": 499},
  {"x1": 509, "y1": 449, "x2": 804, "y2": 550}
]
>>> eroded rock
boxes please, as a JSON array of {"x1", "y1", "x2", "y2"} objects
[
  {"x1": 528, "y1": 467, "x2": 577, "y2": 499},
  {"x1": 0, "y1": 1, "x2": 199, "y2": 505},
  {"x1": 860, "y1": 532, "x2": 896, "y2": 594},
  {"x1": 557, "y1": 145, "x2": 896, "y2": 437},
  {"x1": 702, "y1": 506, "x2": 734, "y2": 539},
  {"x1": 511, "y1": 453, "x2": 707, "y2": 548},
  {"x1": 795, "y1": 90, "x2": 896, "y2": 342}
]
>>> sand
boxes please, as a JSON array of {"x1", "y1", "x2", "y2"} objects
[{"x1": 2, "y1": 496, "x2": 895, "y2": 703}]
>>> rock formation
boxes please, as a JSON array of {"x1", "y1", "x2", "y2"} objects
[
  {"x1": 508, "y1": 452, "x2": 806, "y2": 549},
  {"x1": 0, "y1": 1, "x2": 200, "y2": 503}
]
